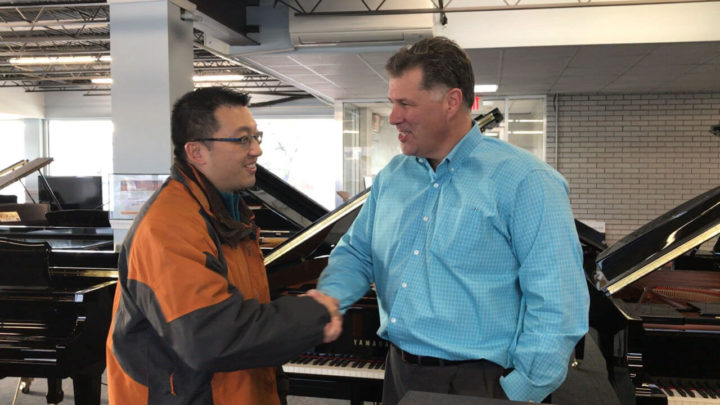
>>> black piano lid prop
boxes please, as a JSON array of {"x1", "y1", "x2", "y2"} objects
[{"x1": 594, "y1": 185, "x2": 720, "y2": 295}]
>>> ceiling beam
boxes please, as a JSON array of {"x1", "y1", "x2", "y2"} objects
[
  {"x1": 0, "y1": 34, "x2": 109, "y2": 44},
  {"x1": 0, "y1": 20, "x2": 108, "y2": 30}
]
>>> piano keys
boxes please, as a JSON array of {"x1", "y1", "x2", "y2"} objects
[
  {"x1": 283, "y1": 352, "x2": 385, "y2": 380},
  {"x1": 589, "y1": 185, "x2": 720, "y2": 405},
  {"x1": 640, "y1": 377, "x2": 720, "y2": 405}
]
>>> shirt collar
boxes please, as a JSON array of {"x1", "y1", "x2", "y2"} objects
[
  {"x1": 415, "y1": 122, "x2": 483, "y2": 170},
  {"x1": 219, "y1": 190, "x2": 241, "y2": 221}
]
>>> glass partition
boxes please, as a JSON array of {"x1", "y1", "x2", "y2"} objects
[{"x1": 341, "y1": 96, "x2": 546, "y2": 197}]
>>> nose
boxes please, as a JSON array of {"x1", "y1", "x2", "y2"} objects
[
  {"x1": 388, "y1": 105, "x2": 402, "y2": 126},
  {"x1": 388, "y1": 104, "x2": 405, "y2": 125},
  {"x1": 248, "y1": 137, "x2": 262, "y2": 157}
]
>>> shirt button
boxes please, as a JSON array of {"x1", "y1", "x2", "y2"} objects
[
  {"x1": 401, "y1": 282, "x2": 407, "y2": 288},
  {"x1": 433, "y1": 183, "x2": 439, "y2": 188},
  {"x1": 391, "y1": 317, "x2": 397, "y2": 323},
  {"x1": 450, "y1": 167, "x2": 455, "y2": 172},
  {"x1": 413, "y1": 250, "x2": 419, "y2": 255},
  {"x1": 423, "y1": 216, "x2": 428, "y2": 222}
]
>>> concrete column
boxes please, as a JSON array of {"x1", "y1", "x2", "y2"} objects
[{"x1": 109, "y1": 0, "x2": 195, "y2": 174}]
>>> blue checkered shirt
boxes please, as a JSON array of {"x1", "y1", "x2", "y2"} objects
[{"x1": 317, "y1": 124, "x2": 589, "y2": 402}]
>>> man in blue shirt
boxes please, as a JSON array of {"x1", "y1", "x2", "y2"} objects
[{"x1": 313, "y1": 37, "x2": 589, "y2": 404}]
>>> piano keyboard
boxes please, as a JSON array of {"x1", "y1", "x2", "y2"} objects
[
  {"x1": 283, "y1": 353, "x2": 385, "y2": 380},
  {"x1": 643, "y1": 378, "x2": 720, "y2": 405}
]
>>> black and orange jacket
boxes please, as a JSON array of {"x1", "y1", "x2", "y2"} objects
[{"x1": 106, "y1": 165, "x2": 329, "y2": 405}]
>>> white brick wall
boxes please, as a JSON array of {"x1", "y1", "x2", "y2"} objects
[{"x1": 546, "y1": 93, "x2": 720, "y2": 245}]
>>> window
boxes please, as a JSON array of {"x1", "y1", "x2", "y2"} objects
[
  {"x1": 0, "y1": 120, "x2": 27, "y2": 202},
  {"x1": 255, "y1": 118, "x2": 341, "y2": 210},
  {"x1": 47, "y1": 120, "x2": 113, "y2": 208},
  {"x1": 341, "y1": 102, "x2": 398, "y2": 198},
  {"x1": 474, "y1": 96, "x2": 546, "y2": 160}
]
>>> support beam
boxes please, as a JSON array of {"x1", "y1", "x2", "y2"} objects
[{"x1": 109, "y1": 0, "x2": 195, "y2": 174}]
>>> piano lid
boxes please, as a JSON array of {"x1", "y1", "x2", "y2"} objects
[
  {"x1": 0, "y1": 158, "x2": 53, "y2": 191},
  {"x1": 264, "y1": 188, "x2": 368, "y2": 268},
  {"x1": 247, "y1": 164, "x2": 329, "y2": 230},
  {"x1": 594, "y1": 185, "x2": 720, "y2": 296},
  {"x1": 575, "y1": 219, "x2": 607, "y2": 252}
]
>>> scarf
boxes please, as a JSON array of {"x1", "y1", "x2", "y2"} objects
[{"x1": 172, "y1": 158, "x2": 258, "y2": 247}]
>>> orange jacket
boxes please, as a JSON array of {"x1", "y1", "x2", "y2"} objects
[{"x1": 106, "y1": 165, "x2": 328, "y2": 405}]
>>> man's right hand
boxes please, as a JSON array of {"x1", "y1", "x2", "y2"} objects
[{"x1": 305, "y1": 289, "x2": 343, "y2": 343}]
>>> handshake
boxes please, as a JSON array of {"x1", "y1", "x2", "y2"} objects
[{"x1": 305, "y1": 289, "x2": 343, "y2": 343}]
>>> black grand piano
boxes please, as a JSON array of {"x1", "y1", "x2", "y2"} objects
[
  {"x1": 0, "y1": 239, "x2": 118, "y2": 405},
  {"x1": 0, "y1": 158, "x2": 118, "y2": 405},
  {"x1": 260, "y1": 189, "x2": 387, "y2": 405},
  {"x1": 588, "y1": 185, "x2": 720, "y2": 405}
]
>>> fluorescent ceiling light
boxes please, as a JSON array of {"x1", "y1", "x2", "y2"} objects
[
  {"x1": 474, "y1": 84, "x2": 498, "y2": 93},
  {"x1": 509, "y1": 130, "x2": 544, "y2": 135},
  {"x1": 193, "y1": 74, "x2": 244, "y2": 82},
  {"x1": 92, "y1": 73, "x2": 246, "y2": 86},
  {"x1": 91, "y1": 77, "x2": 113, "y2": 84},
  {"x1": 9, "y1": 55, "x2": 111, "y2": 64},
  {"x1": 509, "y1": 119, "x2": 544, "y2": 123}
]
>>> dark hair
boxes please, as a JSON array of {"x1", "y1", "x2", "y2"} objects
[
  {"x1": 385, "y1": 36, "x2": 475, "y2": 110},
  {"x1": 171, "y1": 87, "x2": 251, "y2": 161}
]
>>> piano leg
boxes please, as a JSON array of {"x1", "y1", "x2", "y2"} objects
[
  {"x1": 46, "y1": 378, "x2": 64, "y2": 404},
  {"x1": 72, "y1": 372, "x2": 102, "y2": 405},
  {"x1": 19, "y1": 377, "x2": 33, "y2": 393}
]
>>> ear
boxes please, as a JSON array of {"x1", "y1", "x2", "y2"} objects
[
  {"x1": 445, "y1": 88, "x2": 464, "y2": 120},
  {"x1": 184, "y1": 141, "x2": 207, "y2": 167}
]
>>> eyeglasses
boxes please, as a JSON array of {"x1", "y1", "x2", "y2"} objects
[{"x1": 194, "y1": 132, "x2": 263, "y2": 148}]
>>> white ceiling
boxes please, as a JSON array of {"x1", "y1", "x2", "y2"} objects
[{"x1": 243, "y1": 40, "x2": 720, "y2": 102}]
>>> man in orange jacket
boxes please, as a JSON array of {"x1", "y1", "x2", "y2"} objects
[{"x1": 106, "y1": 87, "x2": 341, "y2": 405}]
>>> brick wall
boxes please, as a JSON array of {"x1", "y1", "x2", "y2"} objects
[{"x1": 546, "y1": 93, "x2": 720, "y2": 245}]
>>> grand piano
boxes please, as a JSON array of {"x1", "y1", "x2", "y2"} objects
[
  {"x1": 589, "y1": 185, "x2": 720, "y2": 405},
  {"x1": 0, "y1": 158, "x2": 118, "y2": 405},
  {"x1": 261, "y1": 189, "x2": 386, "y2": 405}
]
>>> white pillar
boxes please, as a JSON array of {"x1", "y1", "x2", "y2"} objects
[{"x1": 109, "y1": 0, "x2": 195, "y2": 174}]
